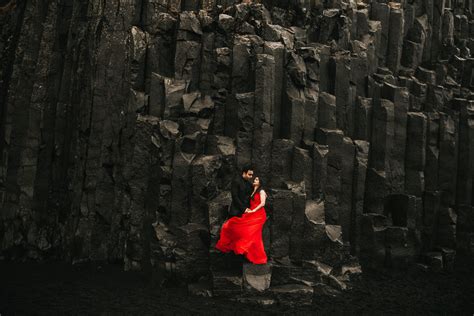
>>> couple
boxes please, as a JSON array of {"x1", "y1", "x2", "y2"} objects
[{"x1": 215, "y1": 165, "x2": 268, "y2": 265}]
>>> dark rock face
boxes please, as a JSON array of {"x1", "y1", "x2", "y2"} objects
[{"x1": 0, "y1": 0, "x2": 473, "y2": 305}]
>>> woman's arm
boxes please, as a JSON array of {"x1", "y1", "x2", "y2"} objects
[{"x1": 247, "y1": 190, "x2": 266, "y2": 213}]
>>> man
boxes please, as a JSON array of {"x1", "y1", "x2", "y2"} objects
[{"x1": 228, "y1": 165, "x2": 254, "y2": 217}]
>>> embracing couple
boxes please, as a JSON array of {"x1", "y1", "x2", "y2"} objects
[{"x1": 215, "y1": 165, "x2": 268, "y2": 265}]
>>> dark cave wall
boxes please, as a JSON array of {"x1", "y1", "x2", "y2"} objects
[{"x1": 0, "y1": 0, "x2": 473, "y2": 278}]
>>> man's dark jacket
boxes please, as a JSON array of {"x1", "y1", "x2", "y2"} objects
[{"x1": 229, "y1": 175, "x2": 252, "y2": 217}]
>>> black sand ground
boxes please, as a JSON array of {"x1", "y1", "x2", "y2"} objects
[{"x1": 1, "y1": 257, "x2": 473, "y2": 315}]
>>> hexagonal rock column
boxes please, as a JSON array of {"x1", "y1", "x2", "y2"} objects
[
  {"x1": 124, "y1": 115, "x2": 162, "y2": 271},
  {"x1": 425, "y1": 112, "x2": 440, "y2": 191},
  {"x1": 269, "y1": 139, "x2": 294, "y2": 188},
  {"x1": 252, "y1": 54, "x2": 275, "y2": 181},
  {"x1": 386, "y1": 2, "x2": 404, "y2": 74},
  {"x1": 365, "y1": 98, "x2": 395, "y2": 214},
  {"x1": 190, "y1": 155, "x2": 222, "y2": 224},
  {"x1": 291, "y1": 147, "x2": 313, "y2": 197},
  {"x1": 264, "y1": 41, "x2": 285, "y2": 138},
  {"x1": 438, "y1": 113, "x2": 458, "y2": 206},
  {"x1": 352, "y1": 140, "x2": 369, "y2": 254},
  {"x1": 228, "y1": 92, "x2": 254, "y2": 147},
  {"x1": 405, "y1": 112, "x2": 427, "y2": 196},
  {"x1": 455, "y1": 99, "x2": 474, "y2": 206},
  {"x1": 270, "y1": 189, "x2": 294, "y2": 258},
  {"x1": 174, "y1": 223, "x2": 210, "y2": 281},
  {"x1": 175, "y1": 12, "x2": 202, "y2": 90},
  {"x1": 382, "y1": 82, "x2": 409, "y2": 193},
  {"x1": 359, "y1": 213, "x2": 388, "y2": 268},
  {"x1": 145, "y1": 12, "x2": 177, "y2": 80},
  {"x1": 311, "y1": 143, "x2": 329, "y2": 201}
]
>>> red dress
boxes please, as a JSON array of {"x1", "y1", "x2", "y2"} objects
[{"x1": 215, "y1": 190, "x2": 268, "y2": 264}]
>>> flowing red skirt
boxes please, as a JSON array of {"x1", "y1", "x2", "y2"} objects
[{"x1": 215, "y1": 209, "x2": 267, "y2": 264}]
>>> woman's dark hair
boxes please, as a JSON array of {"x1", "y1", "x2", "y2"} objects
[{"x1": 251, "y1": 177, "x2": 265, "y2": 199}]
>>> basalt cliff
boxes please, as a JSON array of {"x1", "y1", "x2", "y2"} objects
[{"x1": 0, "y1": 0, "x2": 473, "y2": 303}]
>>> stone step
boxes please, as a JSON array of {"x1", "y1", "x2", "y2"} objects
[
  {"x1": 209, "y1": 256, "x2": 362, "y2": 305},
  {"x1": 271, "y1": 260, "x2": 321, "y2": 287},
  {"x1": 242, "y1": 262, "x2": 272, "y2": 292},
  {"x1": 209, "y1": 243, "x2": 360, "y2": 303},
  {"x1": 268, "y1": 284, "x2": 314, "y2": 307},
  {"x1": 231, "y1": 296, "x2": 277, "y2": 306},
  {"x1": 313, "y1": 282, "x2": 342, "y2": 298},
  {"x1": 187, "y1": 280, "x2": 212, "y2": 297},
  {"x1": 211, "y1": 260, "x2": 272, "y2": 294},
  {"x1": 211, "y1": 271, "x2": 243, "y2": 297}
]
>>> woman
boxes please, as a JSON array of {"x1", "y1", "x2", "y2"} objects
[{"x1": 215, "y1": 177, "x2": 268, "y2": 264}]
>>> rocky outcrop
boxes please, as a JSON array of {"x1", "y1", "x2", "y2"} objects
[{"x1": 0, "y1": 0, "x2": 473, "y2": 304}]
